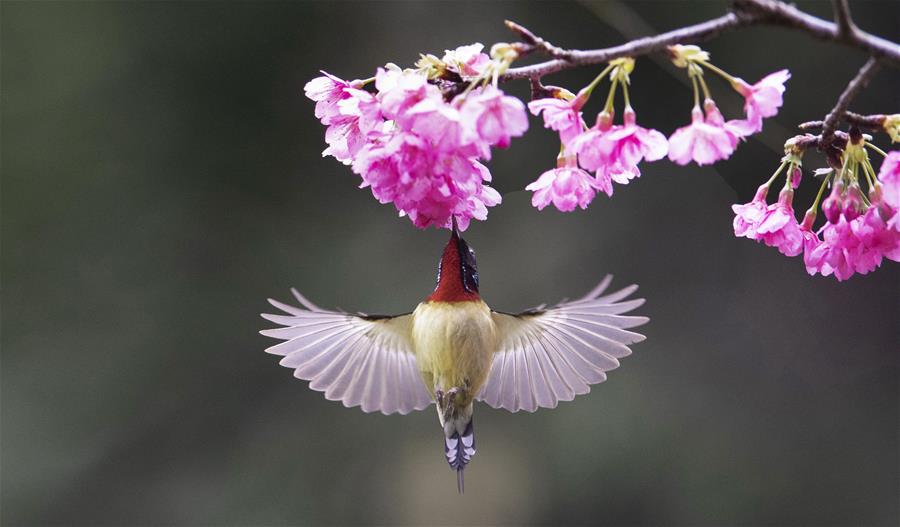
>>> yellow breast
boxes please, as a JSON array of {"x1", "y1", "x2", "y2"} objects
[{"x1": 411, "y1": 300, "x2": 497, "y2": 405}]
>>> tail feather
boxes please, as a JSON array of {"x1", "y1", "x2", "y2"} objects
[{"x1": 444, "y1": 418, "x2": 475, "y2": 494}]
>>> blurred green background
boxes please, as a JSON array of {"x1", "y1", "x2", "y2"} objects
[{"x1": 2, "y1": 1, "x2": 898, "y2": 525}]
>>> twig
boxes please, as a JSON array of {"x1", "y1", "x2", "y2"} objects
[
  {"x1": 504, "y1": 20, "x2": 572, "y2": 60},
  {"x1": 820, "y1": 58, "x2": 881, "y2": 145},
  {"x1": 791, "y1": 132, "x2": 850, "y2": 170},
  {"x1": 496, "y1": 0, "x2": 899, "y2": 82},
  {"x1": 831, "y1": 0, "x2": 857, "y2": 38},
  {"x1": 501, "y1": 12, "x2": 754, "y2": 80},
  {"x1": 798, "y1": 111, "x2": 886, "y2": 132}
]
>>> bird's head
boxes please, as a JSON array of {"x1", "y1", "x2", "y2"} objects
[{"x1": 426, "y1": 218, "x2": 480, "y2": 303}]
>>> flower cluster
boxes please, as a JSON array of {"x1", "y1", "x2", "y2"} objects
[
  {"x1": 526, "y1": 58, "x2": 669, "y2": 210},
  {"x1": 524, "y1": 47, "x2": 789, "y2": 211},
  {"x1": 666, "y1": 45, "x2": 789, "y2": 166},
  {"x1": 304, "y1": 44, "x2": 527, "y2": 229},
  {"x1": 733, "y1": 135, "x2": 900, "y2": 281}
]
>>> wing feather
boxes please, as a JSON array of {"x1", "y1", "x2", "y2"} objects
[
  {"x1": 478, "y1": 276, "x2": 648, "y2": 412},
  {"x1": 260, "y1": 291, "x2": 432, "y2": 415}
]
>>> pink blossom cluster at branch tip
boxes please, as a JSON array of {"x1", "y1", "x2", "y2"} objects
[
  {"x1": 527, "y1": 91, "x2": 668, "y2": 209},
  {"x1": 734, "y1": 151, "x2": 900, "y2": 281},
  {"x1": 304, "y1": 44, "x2": 528, "y2": 230}
]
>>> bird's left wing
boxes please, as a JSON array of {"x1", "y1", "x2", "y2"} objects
[
  {"x1": 260, "y1": 289, "x2": 433, "y2": 415},
  {"x1": 478, "y1": 275, "x2": 648, "y2": 412}
]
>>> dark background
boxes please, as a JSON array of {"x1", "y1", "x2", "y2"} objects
[{"x1": 2, "y1": 1, "x2": 898, "y2": 525}]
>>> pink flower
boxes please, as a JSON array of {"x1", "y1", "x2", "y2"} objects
[
  {"x1": 878, "y1": 151, "x2": 900, "y2": 210},
  {"x1": 442, "y1": 44, "x2": 491, "y2": 79},
  {"x1": 800, "y1": 215, "x2": 824, "y2": 276},
  {"x1": 805, "y1": 218, "x2": 860, "y2": 281},
  {"x1": 304, "y1": 71, "x2": 360, "y2": 124},
  {"x1": 459, "y1": 86, "x2": 529, "y2": 151},
  {"x1": 405, "y1": 96, "x2": 464, "y2": 152},
  {"x1": 321, "y1": 88, "x2": 381, "y2": 164},
  {"x1": 568, "y1": 111, "x2": 614, "y2": 171},
  {"x1": 732, "y1": 184, "x2": 770, "y2": 239},
  {"x1": 755, "y1": 189, "x2": 803, "y2": 256},
  {"x1": 591, "y1": 107, "x2": 668, "y2": 184},
  {"x1": 733, "y1": 70, "x2": 790, "y2": 133},
  {"x1": 526, "y1": 156, "x2": 598, "y2": 212},
  {"x1": 528, "y1": 97, "x2": 585, "y2": 147},
  {"x1": 375, "y1": 66, "x2": 442, "y2": 126},
  {"x1": 352, "y1": 131, "x2": 500, "y2": 229},
  {"x1": 668, "y1": 99, "x2": 738, "y2": 166}
]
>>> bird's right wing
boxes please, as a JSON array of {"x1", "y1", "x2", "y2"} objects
[
  {"x1": 260, "y1": 289, "x2": 433, "y2": 415},
  {"x1": 478, "y1": 275, "x2": 648, "y2": 412}
]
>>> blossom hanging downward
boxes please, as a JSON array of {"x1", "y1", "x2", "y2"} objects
[
  {"x1": 668, "y1": 100, "x2": 739, "y2": 166},
  {"x1": 305, "y1": 43, "x2": 528, "y2": 230},
  {"x1": 732, "y1": 69, "x2": 791, "y2": 133},
  {"x1": 735, "y1": 131, "x2": 899, "y2": 281},
  {"x1": 575, "y1": 106, "x2": 668, "y2": 186},
  {"x1": 667, "y1": 45, "x2": 787, "y2": 165},
  {"x1": 526, "y1": 155, "x2": 598, "y2": 212}
]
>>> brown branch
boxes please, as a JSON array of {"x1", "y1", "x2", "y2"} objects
[
  {"x1": 734, "y1": 0, "x2": 899, "y2": 66},
  {"x1": 798, "y1": 111, "x2": 886, "y2": 132},
  {"x1": 496, "y1": 0, "x2": 899, "y2": 82},
  {"x1": 820, "y1": 58, "x2": 881, "y2": 145}
]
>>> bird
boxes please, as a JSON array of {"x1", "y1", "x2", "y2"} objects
[{"x1": 260, "y1": 219, "x2": 648, "y2": 493}]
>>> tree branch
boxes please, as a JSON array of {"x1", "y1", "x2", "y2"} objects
[
  {"x1": 497, "y1": 0, "x2": 899, "y2": 82},
  {"x1": 798, "y1": 111, "x2": 886, "y2": 132},
  {"x1": 501, "y1": 12, "x2": 754, "y2": 81},
  {"x1": 820, "y1": 58, "x2": 881, "y2": 145}
]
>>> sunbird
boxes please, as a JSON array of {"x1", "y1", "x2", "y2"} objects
[{"x1": 260, "y1": 221, "x2": 648, "y2": 493}]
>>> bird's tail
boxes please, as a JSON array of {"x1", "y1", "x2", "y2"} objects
[{"x1": 444, "y1": 417, "x2": 475, "y2": 494}]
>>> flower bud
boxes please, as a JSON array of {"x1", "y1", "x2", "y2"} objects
[
  {"x1": 790, "y1": 166, "x2": 802, "y2": 189},
  {"x1": 822, "y1": 181, "x2": 844, "y2": 224},
  {"x1": 842, "y1": 184, "x2": 863, "y2": 221}
]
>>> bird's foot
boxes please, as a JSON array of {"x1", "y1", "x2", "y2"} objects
[{"x1": 441, "y1": 387, "x2": 462, "y2": 422}]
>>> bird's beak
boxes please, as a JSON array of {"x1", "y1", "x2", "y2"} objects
[{"x1": 451, "y1": 216, "x2": 460, "y2": 238}]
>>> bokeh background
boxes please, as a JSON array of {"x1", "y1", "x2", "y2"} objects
[{"x1": 2, "y1": 1, "x2": 898, "y2": 525}]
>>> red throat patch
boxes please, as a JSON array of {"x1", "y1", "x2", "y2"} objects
[{"x1": 426, "y1": 234, "x2": 481, "y2": 303}]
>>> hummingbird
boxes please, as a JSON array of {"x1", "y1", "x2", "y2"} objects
[{"x1": 260, "y1": 220, "x2": 648, "y2": 493}]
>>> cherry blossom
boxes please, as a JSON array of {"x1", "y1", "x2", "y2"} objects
[
  {"x1": 459, "y1": 86, "x2": 529, "y2": 151},
  {"x1": 732, "y1": 70, "x2": 791, "y2": 132},
  {"x1": 528, "y1": 95, "x2": 586, "y2": 147},
  {"x1": 526, "y1": 156, "x2": 598, "y2": 211},
  {"x1": 755, "y1": 189, "x2": 803, "y2": 256},
  {"x1": 668, "y1": 99, "x2": 738, "y2": 166}
]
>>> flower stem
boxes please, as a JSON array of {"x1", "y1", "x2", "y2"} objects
[
  {"x1": 864, "y1": 142, "x2": 888, "y2": 157},
  {"x1": 766, "y1": 161, "x2": 788, "y2": 187},
  {"x1": 696, "y1": 73, "x2": 712, "y2": 101},
  {"x1": 697, "y1": 60, "x2": 736, "y2": 84},
  {"x1": 622, "y1": 82, "x2": 631, "y2": 109},
  {"x1": 583, "y1": 63, "x2": 615, "y2": 97},
  {"x1": 810, "y1": 170, "x2": 832, "y2": 213},
  {"x1": 690, "y1": 75, "x2": 700, "y2": 108},
  {"x1": 604, "y1": 77, "x2": 619, "y2": 113}
]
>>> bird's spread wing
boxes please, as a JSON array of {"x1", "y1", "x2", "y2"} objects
[
  {"x1": 478, "y1": 275, "x2": 648, "y2": 413},
  {"x1": 260, "y1": 289, "x2": 433, "y2": 415}
]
